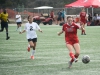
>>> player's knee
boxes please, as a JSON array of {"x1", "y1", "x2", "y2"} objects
[{"x1": 30, "y1": 44, "x2": 34, "y2": 48}]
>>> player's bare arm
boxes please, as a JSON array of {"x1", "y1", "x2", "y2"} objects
[
  {"x1": 7, "y1": 19, "x2": 10, "y2": 23},
  {"x1": 58, "y1": 30, "x2": 63, "y2": 36},
  {"x1": 20, "y1": 30, "x2": 26, "y2": 34}
]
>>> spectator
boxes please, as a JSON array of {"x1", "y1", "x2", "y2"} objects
[
  {"x1": 88, "y1": 13, "x2": 92, "y2": 22},
  {"x1": 50, "y1": 10, "x2": 54, "y2": 21},
  {"x1": 56, "y1": 10, "x2": 62, "y2": 25},
  {"x1": 61, "y1": 9, "x2": 66, "y2": 22},
  {"x1": 92, "y1": 13, "x2": 97, "y2": 25}
]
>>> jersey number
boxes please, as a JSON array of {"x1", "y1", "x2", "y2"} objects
[{"x1": 30, "y1": 26, "x2": 33, "y2": 31}]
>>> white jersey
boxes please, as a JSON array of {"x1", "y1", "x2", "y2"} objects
[
  {"x1": 16, "y1": 15, "x2": 22, "y2": 22},
  {"x1": 24, "y1": 22, "x2": 40, "y2": 39}
]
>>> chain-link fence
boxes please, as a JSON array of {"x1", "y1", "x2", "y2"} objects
[
  {"x1": 1, "y1": 7, "x2": 99, "y2": 24},
  {"x1": 4, "y1": 7, "x2": 100, "y2": 19}
]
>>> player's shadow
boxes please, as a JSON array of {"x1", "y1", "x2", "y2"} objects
[
  {"x1": 0, "y1": 58, "x2": 31, "y2": 64},
  {"x1": 61, "y1": 67, "x2": 76, "y2": 71}
]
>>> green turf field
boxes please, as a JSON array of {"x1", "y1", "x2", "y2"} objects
[{"x1": 0, "y1": 24, "x2": 100, "y2": 75}]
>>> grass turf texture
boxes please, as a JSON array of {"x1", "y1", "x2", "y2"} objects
[{"x1": 0, "y1": 24, "x2": 100, "y2": 75}]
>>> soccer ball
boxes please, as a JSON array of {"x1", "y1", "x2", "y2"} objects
[{"x1": 82, "y1": 55, "x2": 90, "y2": 64}]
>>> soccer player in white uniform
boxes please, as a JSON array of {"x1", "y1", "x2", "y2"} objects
[
  {"x1": 20, "y1": 15, "x2": 42, "y2": 59},
  {"x1": 15, "y1": 12, "x2": 22, "y2": 32}
]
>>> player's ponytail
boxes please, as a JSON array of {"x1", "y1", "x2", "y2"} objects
[{"x1": 27, "y1": 15, "x2": 31, "y2": 21}]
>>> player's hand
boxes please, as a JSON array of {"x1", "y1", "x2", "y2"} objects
[
  {"x1": 39, "y1": 30, "x2": 43, "y2": 33},
  {"x1": 8, "y1": 21, "x2": 10, "y2": 23},
  {"x1": 57, "y1": 32, "x2": 60, "y2": 36},
  {"x1": 7, "y1": 19, "x2": 10, "y2": 23},
  {"x1": 40, "y1": 30, "x2": 42, "y2": 33},
  {"x1": 82, "y1": 28, "x2": 85, "y2": 31},
  {"x1": 58, "y1": 34, "x2": 60, "y2": 36}
]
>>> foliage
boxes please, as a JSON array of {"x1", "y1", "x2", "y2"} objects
[{"x1": 0, "y1": 0, "x2": 75, "y2": 8}]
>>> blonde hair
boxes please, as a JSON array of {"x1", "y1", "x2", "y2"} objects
[{"x1": 82, "y1": 7, "x2": 85, "y2": 11}]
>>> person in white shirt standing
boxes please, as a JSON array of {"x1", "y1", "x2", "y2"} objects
[
  {"x1": 20, "y1": 15, "x2": 42, "y2": 59},
  {"x1": 15, "y1": 12, "x2": 22, "y2": 32}
]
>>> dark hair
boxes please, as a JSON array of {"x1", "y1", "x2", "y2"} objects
[
  {"x1": 67, "y1": 16, "x2": 73, "y2": 20},
  {"x1": 3, "y1": 9, "x2": 6, "y2": 14},
  {"x1": 27, "y1": 15, "x2": 31, "y2": 21}
]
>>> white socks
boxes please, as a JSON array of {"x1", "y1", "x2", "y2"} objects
[
  {"x1": 31, "y1": 50, "x2": 35, "y2": 56},
  {"x1": 16, "y1": 27, "x2": 22, "y2": 32},
  {"x1": 19, "y1": 27, "x2": 22, "y2": 32}
]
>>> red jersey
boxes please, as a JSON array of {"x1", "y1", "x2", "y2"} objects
[
  {"x1": 80, "y1": 12, "x2": 86, "y2": 24},
  {"x1": 62, "y1": 23, "x2": 80, "y2": 45},
  {"x1": 50, "y1": 12, "x2": 54, "y2": 18},
  {"x1": 80, "y1": 12, "x2": 86, "y2": 20}
]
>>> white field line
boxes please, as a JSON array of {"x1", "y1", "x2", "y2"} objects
[
  {"x1": 0, "y1": 59, "x2": 100, "y2": 69},
  {"x1": 0, "y1": 62, "x2": 66, "y2": 68}
]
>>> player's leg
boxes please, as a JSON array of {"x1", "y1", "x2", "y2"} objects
[
  {"x1": 66, "y1": 43, "x2": 77, "y2": 68},
  {"x1": 19, "y1": 22, "x2": 22, "y2": 32},
  {"x1": 66, "y1": 44, "x2": 75, "y2": 60},
  {"x1": 31, "y1": 42, "x2": 36, "y2": 59},
  {"x1": 16, "y1": 22, "x2": 21, "y2": 31},
  {"x1": 31, "y1": 38, "x2": 37, "y2": 57},
  {"x1": 73, "y1": 43, "x2": 80, "y2": 60},
  {"x1": 61, "y1": 17, "x2": 64, "y2": 22},
  {"x1": 83, "y1": 24, "x2": 86, "y2": 35},
  {"x1": 55, "y1": 16, "x2": 57, "y2": 24},
  {"x1": 16, "y1": 23, "x2": 19, "y2": 31},
  {"x1": 56, "y1": 18, "x2": 59, "y2": 25},
  {"x1": 28, "y1": 41, "x2": 35, "y2": 59},
  {"x1": 80, "y1": 22, "x2": 84, "y2": 35},
  {"x1": 5, "y1": 22, "x2": 10, "y2": 40},
  {"x1": 28, "y1": 38, "x2": 37, "y2": 59},
  {"x1": 33, "y1": 42, "x2": 36, "y2": 50}
]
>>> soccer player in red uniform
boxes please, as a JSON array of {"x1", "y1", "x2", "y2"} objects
[
  {"x1": 58, "y1": 16, "x2": 84, "y2": 68},
  {"x1": 79, "y1": 8, "x2": 87, "y2": 35},
  {"x1": 50, "y1": 10, "x2": 54, "y2": 21}
]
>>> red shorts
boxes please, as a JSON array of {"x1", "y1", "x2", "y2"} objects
[
  {"x1": 65, "y1": 38, "x2": 79, "y2": 45},
  {"x1": 80, "y1": 20, "x2": 86, "y2": 24}
]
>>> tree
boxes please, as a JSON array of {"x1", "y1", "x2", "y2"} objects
[{"x1": 0, "y1": 0, "x2": 76, "y2": 8}]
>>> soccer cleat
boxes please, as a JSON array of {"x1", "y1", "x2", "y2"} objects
[
  {"x1": 6, "y1": 36, "x2": 10, "y2": 40},
  {"x1": 68, "y1": 58, "x2": 78, "y2": 68},
  {"x1": 31, "y1": 56, "x2": 34, "y2": 59},
  {"x1": 68, "y1": 61, "x2": 72, "y2": 68},
  {"x1": 27, "y1": 46, "x2": 30, "y2": 52},
  {"x1": 84, "y1": 34, "x2": 86, "y2": 35},
  {"x1": 74, "y1": 58, "x2": 78, "y2": 63}
]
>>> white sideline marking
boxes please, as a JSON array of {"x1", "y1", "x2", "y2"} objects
[{"x1": 0, "y1": 59, "x2": 100, "y2": 69}]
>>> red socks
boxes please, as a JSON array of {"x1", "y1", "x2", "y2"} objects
[
  {"x1": 69, "y1": 52, "x2": 79, "y2": 62},
  {"x1": 69, "y1": 52, "x2": 75, "y2": 60},
  {"x1": 74, "y1": 55, "x2": 78, "y2": 59}
]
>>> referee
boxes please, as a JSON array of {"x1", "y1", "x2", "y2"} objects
[{"x1": 0, "y1": 9, "x2": 10, "y2": 40}]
